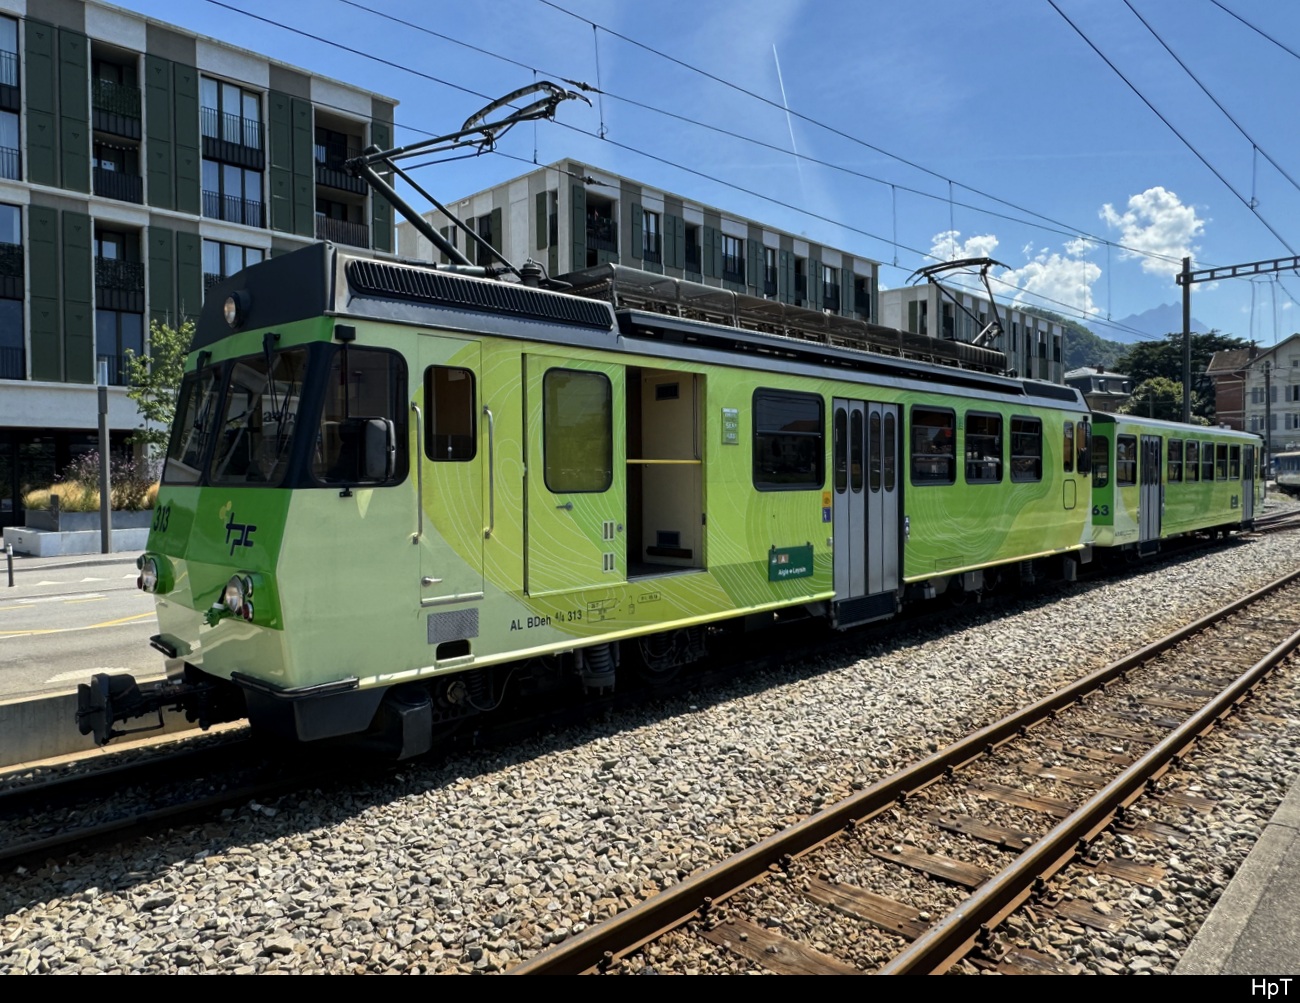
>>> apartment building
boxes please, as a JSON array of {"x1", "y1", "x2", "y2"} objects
[
  {"x1": 1209, "y1": 334, "x2": 1300, "y2": 455},
  {"x1": 0, "y1": 0, "x2": 395, "y2": 528},
  {"x1": 878, "y1": 283, "x2": 1065, "y2": 384},
  {"x1": 397, "y1": 159, "x2": 881, "y2": 323}
]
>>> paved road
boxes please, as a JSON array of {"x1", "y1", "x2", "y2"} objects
[{"x1": 0, "y1": 564, "x2": 160, "y2": 701}]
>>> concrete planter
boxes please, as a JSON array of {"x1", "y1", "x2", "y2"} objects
[{"x1": 24, "y1": 509, "x2": 152, "y2": 532}]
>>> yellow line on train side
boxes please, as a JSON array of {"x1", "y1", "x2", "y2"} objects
[{"x1": 0, "y1": 611, "x2": 156, "y2": 638}]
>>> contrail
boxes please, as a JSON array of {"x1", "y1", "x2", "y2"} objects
[{"x1": 772, "y1": 44, "x2": 804, "y2": 192}]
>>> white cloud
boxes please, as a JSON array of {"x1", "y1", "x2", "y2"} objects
[
  {"x1": 1099, "y1": 186, "x2": 1204, "y2": 276},
  {"x1": 928, "y1": 230, "x2": 1100, "y2": 319}
]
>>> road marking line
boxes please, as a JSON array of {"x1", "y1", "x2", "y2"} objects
[{"x1": 0, "y1": 611, "x2": 156, "y2": 638}]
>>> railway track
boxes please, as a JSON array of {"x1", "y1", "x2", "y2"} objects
[{"x1": 508, "y1": 567, "x2": 1300, "y2": 974}]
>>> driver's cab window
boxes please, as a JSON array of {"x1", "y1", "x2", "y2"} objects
[{"x1": 312, "y1": 346, "x2": 408, "y2": 486}]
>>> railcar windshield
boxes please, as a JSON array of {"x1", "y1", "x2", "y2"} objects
[
  {"x1": 164, "y1": 365, "x2": 223, "y2": 485},
  {"x1": 209, "y1": 349, "x2": 309, "y2": 486}
]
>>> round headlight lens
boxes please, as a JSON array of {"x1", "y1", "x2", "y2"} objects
[
  {"x1": 138, "y1": 556, "x2": 159, "y2": 593},
  {"x1": 223, "y1": 295, "x2": 240, "y2": 328},
  {"x1": 222, "y1": 575, "x2": 254, "y2": 619}
]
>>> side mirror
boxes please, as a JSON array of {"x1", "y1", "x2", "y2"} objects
[{"x1": 363, "y1": 418, "x2": 396, "y2": 481}]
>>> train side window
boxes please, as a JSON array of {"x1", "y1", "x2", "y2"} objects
[
  {"x1": 1216, "y1": 443, "x2": 1228, "y2": 480},
  {"x1": 312, "y1": 346, "x2": 408, "y2": 486},
  {"x1": 1116, "y1": 435, "x2": 1137, "y2": 486},
  {"x1": 1092, "y1": 435, "x2": 1109, "y2": 488},
  {"x1": 1230, "y1": 445, "x2": 1241, "y2": 479},
  {"x1": 851, "y1": 408, "x2": 864, "y2": 492},
  {"x1": 1201, "y1": 441, "x2": 1214, "y2": 481},
  {"x1": 423, "y1": 366, "x2": 476, "y2": 461},
  {"x1": 1185, "y1": 441, "x2": 1199, "y2": 482},
  {"x1": 884, "y1": 412, "x2": 896, "y2": 490},
  {"x1": 910, "y1": 406, "x2": 955, "y2": 485},
  {"x1": 545, "y1": 369, "x2": 612, "y2": 493},
  {"x1": 1168, "y1": 439, "x2": 1183, "y2": 482},
  {"x1": 1063, "y1": 422, "x2": 1074, "y2": 474},
  {"x1": 833, "y1": 408, "x2": 848, "y2": 493},
  {"x1": 965, "y1": 411, "x2": 1002, "y2": 483},
  {"x1": 752, "y1": 389, "x2": 824, "y2": 490},
  {"x1": 869, "y1": 411, "x2": 882, "y2": 492},
  {"x1": 1077, "y1": 419, "x2": 1092, "y2": 474},
  {"x1": 1010, "y1": 416, "x2": 1042, "y2": 482}
]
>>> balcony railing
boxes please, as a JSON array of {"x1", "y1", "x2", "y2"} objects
[
  {"x1": 204, "y1": 271, "x2": 224, "y2": 291},
  {"x1": 200, "y1": 107, "x2": 263, "y2": 150},
  {"x1": 92, "y1": 78, "x2": 141, "y2": 119},
  {"x1": 642, "y1": 238, "x2": 661, "y2": 265},
  {"x1": 0, "y1": 344, "x2": 23, "y2": 380},
  {"x1": 0, "y1": 146, "x2": 18, "y2": 181},
  {"x1": 0, "y1": 241, "x2": 21, "y2": 279},
  {"x1": 93, "y1": 166, "x2": 143, "y2": 204},
  {"x1": 95, "y1": 257, "x2": 144, "y2": 292},
  {"x1": 315, "y1": 215, "x2": 369, "y2": 249},
  {"x1": 685, "y1": 243, "x2": 700, "y2": 272},
  {"x1": 854, "y1": 290, "x2": 871, "y2": 317},
  {"x1": 823, "y1": 282, "x2": 840, "y2": 313},
  {"x1": 203, "y1": 190, "x2": 265, "y2": 228},
  {"x1": 794, "y1": 275, "x2": 807, "y2": 303},
  {"x1": 0, "y1": 51, "x2": 16, "y2": 89},
  {"x1": 586, "y1": 217, "x2": 617, "y2": 253}
]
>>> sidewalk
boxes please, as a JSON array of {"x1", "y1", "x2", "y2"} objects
[{"x1": 0, "y1": 532, "x2": 141, "y2": 586}]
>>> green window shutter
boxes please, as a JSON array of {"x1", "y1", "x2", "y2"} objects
[
  {"x1": 570, "y1": 183, "x2": 587, "y2": 272},
  {"x1": 28, "y1": 206, "x2": 61, "y2": 381},
  {"x1": 747, "y1": 239, "x2": 761, "y2": 289},
  {"x1": 144, "y1": 55, "x2": 174, "y2": 210},
  {"x1": 712, "y1": 229, "x2": 724, "y2": 278},
  {"x1": 24, "y1": 21, "x2": 58, "y2": 187},
  {"x1": 630, "y1": 202, "x2": 642, "y2": 260},
  {"x1": 810, "y1": 259, "x2": 823, "y2": 309},
  {"x1": 148, "y1": 225, "x2": 176, "y2": 329},
  {"x1": 779, "y1": 249, "x2": 793, "y2": 303},
  {"x1": 172, "y1": 63, "x2": 200, "y2": 215},
  {"x1": 58, "y1": 29, "x2": 89, "y2": 193},
  {"x1": 535, "y1": 191, "x2": 548, "y2": 250},
  {"x1": 291, "y1": 98, "x2": 313, "y2": 237},
  {"x1": 176, "y1": 231, "x2": 202, "y2": 322},
  {"x1": 842, "y1": 266, "x2": 854, "y2": 315},
  {"x1": 369, "y1": 119, "x2": 393, "y2": 252},
  {"x1": 268, "y1": 91, "x2": 293, "y2": 170},
  {"x1": 702, "y1": 226, "x2": 716, "y2": 277},
  {"x1": 62, "y1": 211, "x2": 92, "y2": 383},
  {"x1": 489, "y1": 206, "x2": 503, "y2": 253}
]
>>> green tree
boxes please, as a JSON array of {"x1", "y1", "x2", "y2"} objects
[
  {"x1": 123, "y1": 319, "x2": 194, "y2": 453},
  {"x1": 1118, "y1": 376, "x2": 1210, "y2": 424},
  {"x1": 1117, "y1": 331, "x2": 1249, "y2": 422}
]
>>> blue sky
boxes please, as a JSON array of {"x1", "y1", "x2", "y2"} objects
[{"x1": 113, "y1": 0, "x2": 1300, "y2": 345}]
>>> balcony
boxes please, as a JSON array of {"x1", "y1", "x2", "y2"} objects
[
  {"x1": 0, "y1": 51, "x2": 17, "y2": 112},
  {"x1": 315, "y1": 215, "x2": 369, "y2": 249},
  {"x1": 93, "y1": 166, "x2": 143, "y2": 204},
  {"x1": 721, "y1": 253, "x2": 744, "y2": 285},
  {"x1": 823, "y1": 282, "x2": 840, "y2": 313},
  {"x1": 315, "y1": 144, "x2": 367, "y2": 196},
  {"x1": 586, "y1": 216, "x2": 617, "y2": 253},
  {"x1": 0, "y1": 146, "x2": 18, "y2": 181},
  {"x1": 203, "y1": 190, "x2": 265, "y2": 229},
  {"x1": 0, "y1": 344, "x2": 22, "y2": 380},
  {"x1": 854, "y1": 290, "x2": 871, "y2": 319},
  {"x1": 92, "y1": 78, "x2": 141, "y2": 140},
  {"x1": 95, "y1": 257, "x2": 145, "y2": 312},
  {"x1": 200, "y1": 107, "x2": 265, "y2": 170}
]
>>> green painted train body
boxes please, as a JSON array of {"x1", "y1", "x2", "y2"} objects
[
  {"x1": 1088, "y1": 413, "x2": 1263, "y2": 552},
  {"x1": 94, "y1": 243, "x2": 1258, "y2": 753}
]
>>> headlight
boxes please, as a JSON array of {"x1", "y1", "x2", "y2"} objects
[
  {"x1": 223, "y1": 291, "x2": 250, "y2": 329},
  {"x1": 222, "y1": 575, "x2": 255, "y2": 621},
  {"x1": 137, "y1": 555, "x2": 160, "y2": 593}
]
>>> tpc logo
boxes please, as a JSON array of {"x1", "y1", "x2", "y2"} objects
[{"x1": 219, "y1": 502, "x2": 257, "y2": 556}]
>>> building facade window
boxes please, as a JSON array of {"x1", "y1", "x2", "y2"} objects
[
  {"x1": 202, "y1": 159, "x2": 264, "y2": 227},
  {"x1": 203, "y1": 239, "x2": 264, "y2": 289},
  {"x1": 822, "y1": 264, "x2": 839, "y2": 313},
  {"x1": 763, "y1": 247, "x2": 777, "y2": 296},
  {"x1": 721, "y1": 234, "x2": 743, "y2": 282},
  {"x1": 96, "y1": 309, "x2": 143, "y2": 386},
  {"x1": 684, "y1": 224, "x2": 701, "y2": 272},
  {"x1": 315, "y1": 197, "x2": 368, "y2": 249},
  {"x1": 0, "y1": 109, "x2": 17, "y2": 180},
  {"x1": 0, "y1": 17, "x2": 16, "y2": 89},
  {"x1": 641, "y1": 209, "x2": 660, "y2": 264},
  {"x1": 200, "y1": 77, "x2": 262, "y2": 149}
]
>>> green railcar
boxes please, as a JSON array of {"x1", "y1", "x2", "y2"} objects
[
  {"x1": 78, "y1": 244, "x2": 1106, "y2": 755},
  {"x1": 1088, "y1": 414, "x2": 1263, "y2": 555}
]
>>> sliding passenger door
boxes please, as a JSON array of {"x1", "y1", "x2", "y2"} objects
[
  {"x1": 831, "y1": 397, "x2": 900, "y2": 627},
  {"x1": 524, "y1": 356, "x2": 626, "y2": 594},
  {"x1": 1139, "y1": 434, "x2": 1162, "y2": 545},
  {"x1": 1243, "y1": 444, "x2": 1256, "y2": 521}
]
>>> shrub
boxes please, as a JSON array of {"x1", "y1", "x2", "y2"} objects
[{"x1": 31, "y1": 452, "x2": 161, "y2": 512}]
